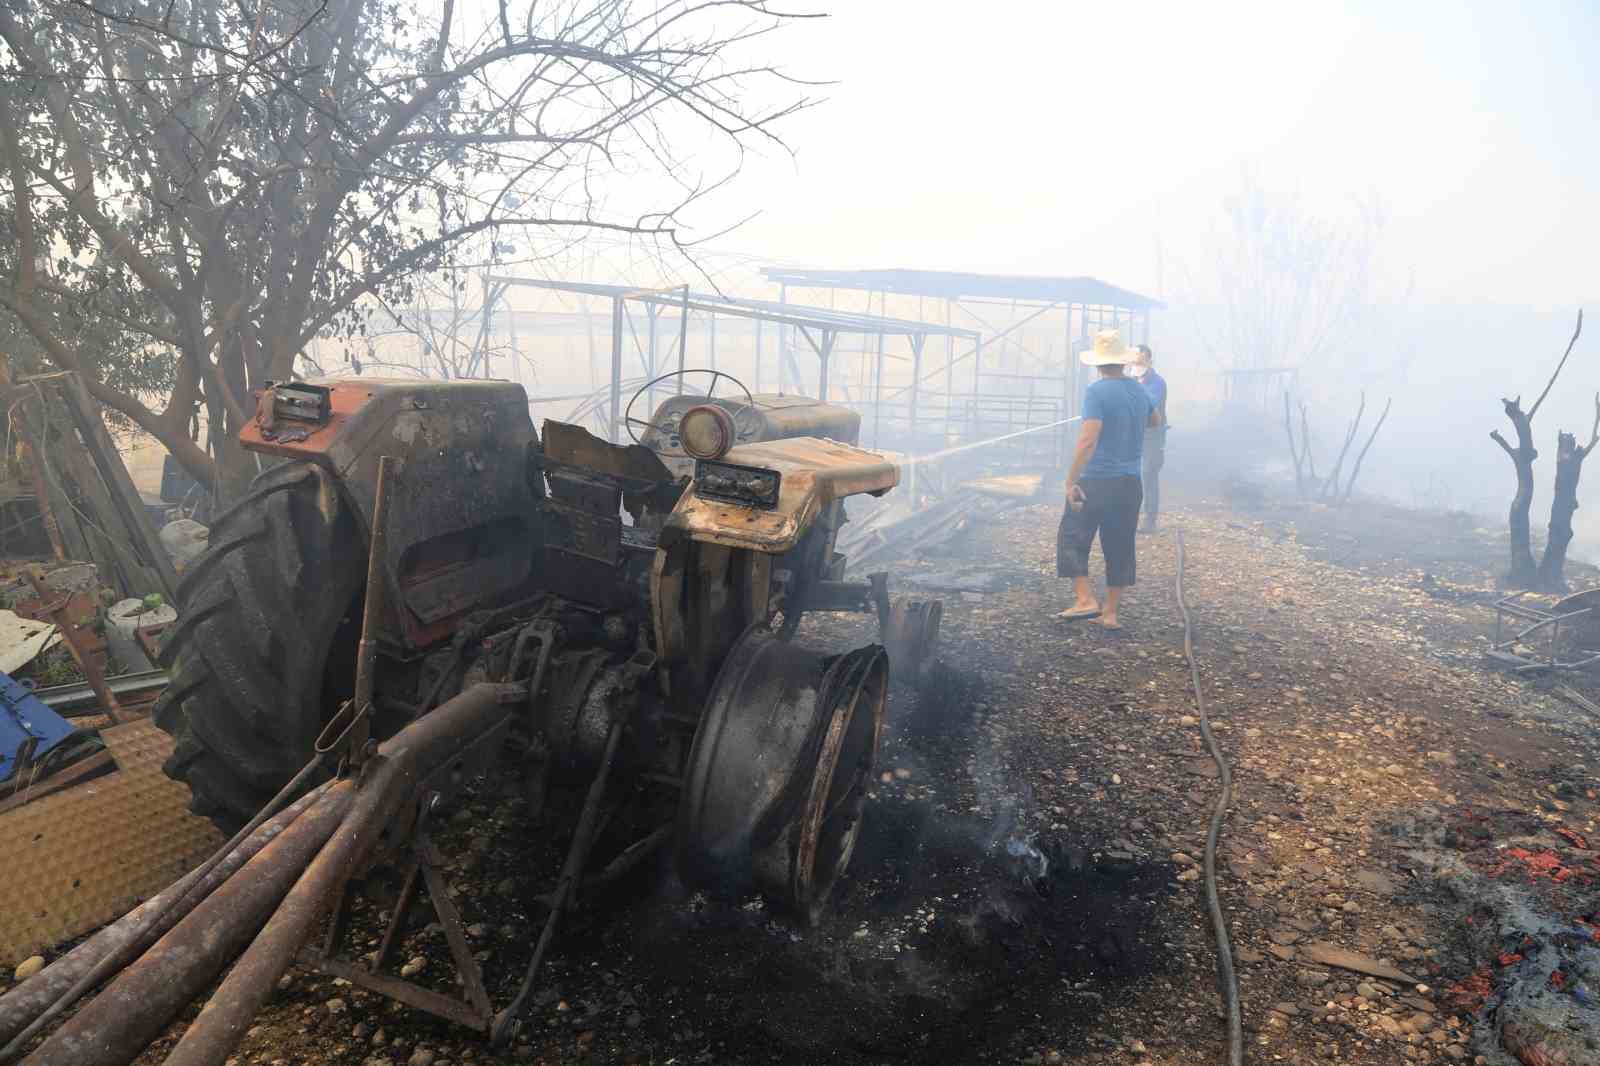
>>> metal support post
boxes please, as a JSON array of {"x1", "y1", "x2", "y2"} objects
[
  {"x1": 818, "y1": 331, "x2": 835, "y2": 401},
  {"x1": 609, "y1": 297, "x2": 624, "y2": 442},
  {"x1": 754, "y1": 319, "x2": 763, "y2": 393},
  {"x1": 676, "y1": 285, "x2": 689, "y2": 393},
  {"x1": 872, "y1": 327, "x2": 886, "y2": 449}
]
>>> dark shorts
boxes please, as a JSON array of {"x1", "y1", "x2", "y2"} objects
[{"x1": 1057, "y1": 475, "x2": 1143, "y2": 587}]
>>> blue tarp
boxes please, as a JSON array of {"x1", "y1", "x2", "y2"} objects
[{"x1": 0, "y1": 669, "x2": 78, "y2": 782}]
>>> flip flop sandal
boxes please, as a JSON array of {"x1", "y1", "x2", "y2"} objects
[{"x1": 1057, "y1": 607, "x2": 1102, "y2": 622}]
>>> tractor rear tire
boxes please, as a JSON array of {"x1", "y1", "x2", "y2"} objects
[{"x1": 153, "y1": 460, "x2": 366, "y2": 831}]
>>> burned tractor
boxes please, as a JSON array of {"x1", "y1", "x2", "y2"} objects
[{"x1": 47, "y1": 370, "x2": 948, "y2": 1057}]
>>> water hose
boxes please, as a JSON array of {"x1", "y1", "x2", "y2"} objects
[{"x1": 1176, "y1": 531, "x2": 1245, "y2": 1066}]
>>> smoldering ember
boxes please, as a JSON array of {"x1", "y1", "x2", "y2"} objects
[{"x1": 0, "y1": 4, "x2": 1596, "y2": 1066}]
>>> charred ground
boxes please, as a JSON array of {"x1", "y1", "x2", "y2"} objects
[{"x1": 93, "y1": 485, "x2": 1600, "y2": 1066}]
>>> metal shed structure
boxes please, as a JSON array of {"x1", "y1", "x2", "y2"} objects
[
  {"x1": 760, "y1": 267, "x2": 1165, "y2": 469},
  {"x1": 486, "y1": 277, "x2": 978, "y2": 445}
]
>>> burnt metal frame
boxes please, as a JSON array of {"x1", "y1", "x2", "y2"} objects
[
  {"x1": 760, "y1": 267, "x2": 1163, "y2": 473},
  {"x1": 484, "y1": 276, "x2": 978, "y2": 445}
]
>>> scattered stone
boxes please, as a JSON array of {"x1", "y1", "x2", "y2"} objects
[
  {"x1": 400, "y1": 957, "x2": 427, "y2": 978},
  {"x1": 1302, "y1": 942, "x2": 1417, "y2": 983},
  {"x1": 408, "y1": 1051, "x2": 437, "y2": 1066},
  {"x1": 11, "y1": 956, "x2": 44, "y2": 981},
  {"x1": 326, "y1": 998, "x2": 348, "y2": 1015}
]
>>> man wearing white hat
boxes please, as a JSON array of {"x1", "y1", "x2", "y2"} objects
[{"x1": 1057, "y1": 329, "x2": 1164, "y2": 629}]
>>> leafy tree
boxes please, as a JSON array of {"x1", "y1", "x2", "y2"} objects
[{"x1": 0, "y1": 0, "x2": 811, "y2": 499}]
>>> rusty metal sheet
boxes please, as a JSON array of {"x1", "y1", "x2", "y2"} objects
[
  {"x1": 542, "y1": 419, "x2": 675, "y2": 483},
  {"x1": 665, "y1": 437, "x2": 898, "y2": 554},
  {"x1": 0, "y1": 719, "x2": 223, "y2": 965}
]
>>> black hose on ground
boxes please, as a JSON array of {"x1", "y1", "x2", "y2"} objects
[{"x1": 1175, "y1": 531, "x2": 1245, "y2": 1066}]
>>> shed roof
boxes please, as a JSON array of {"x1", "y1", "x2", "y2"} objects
[{"x1": 759, "y1": 267, "x2": 1164, "y2": 311}]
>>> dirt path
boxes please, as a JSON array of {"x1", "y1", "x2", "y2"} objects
[{"x1": 116, "y1": 501, "x2": 1599, "y2": 1066}]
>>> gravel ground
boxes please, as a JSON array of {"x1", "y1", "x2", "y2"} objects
[{"x1": 34, "y1": 494, "x2": 1596, "y2": 1066}]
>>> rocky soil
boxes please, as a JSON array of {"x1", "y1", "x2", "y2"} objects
[{"x1": 10, "y1": 492, "x2": 1598, "y2": 1066}]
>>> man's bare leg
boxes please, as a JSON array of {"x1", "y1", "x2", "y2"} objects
[
  {"x1": 1073, "y1": 577, "x2": 1099, "y2": 612},
  {"x1": 1101, "y1": 585, "x2": 1125, "y2": 629}
]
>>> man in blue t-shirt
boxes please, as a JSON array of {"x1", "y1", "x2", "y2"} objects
[
  {"x1": 1057, "y1": 330, "x2": 1163, "y2": 630},
  {"x1": 1132, "y1": 344, "x2": 1168, "y2": 532}
]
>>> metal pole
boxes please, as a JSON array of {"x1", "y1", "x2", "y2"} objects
[
  {"x1": 944, "y1": 299, "x2": 955, "y2": 443},
  {"x1": 873, "y1": 327, "x2": 886, "y2": 449},
  {"x1": 708, "y1": 311, "x2": 717, "y2": 373},
  {"x1": 754, "y1": 318, "x2": 764, "y2": 394},
  {"x1": 676, "y1": 284, "x2": 689, "y2": 393},
  {"x1": 646, "y1": 302, "x2": 659, "y2": 412},
  {"x1": 25, "y1": 786, "x2": 356, "y2": 1066},
  {"x1": 818, "y1": 331, "x2": 834, "y2": 401},
  {"x1": 973, "y1": 334, "x2": 984, "y2": 436},
  {"x1": 349, "y1": 455, "x2": 397, "y2": 766},
  {"x1": 609, "y1": 297, "x2": 624, "y2": 442},
  {"x1": 162, "y1": 685, "x2": 523, "y2": 1066},
  {"x1": 777, "y1": 284, "x2": 788, "y2": 393}
]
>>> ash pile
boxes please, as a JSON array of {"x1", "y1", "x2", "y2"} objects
[{"x1": 1387, "y1": 796, "x2": 1600, "y2": 1065}]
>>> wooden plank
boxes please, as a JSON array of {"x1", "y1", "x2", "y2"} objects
[{"x1": 54, "y1": 373, "x2": 181, "y2": 603}]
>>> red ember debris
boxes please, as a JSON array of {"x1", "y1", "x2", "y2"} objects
[
  {"x1": 1448, "y1": 966, "x2": 1495, "y2": 1012},
  {"x1": 1555, "y1": 828, "x2": 1588, "y2": 850},
  {"x1": 1488, "y1": 847, "x2": 1590, "y2": 884}
]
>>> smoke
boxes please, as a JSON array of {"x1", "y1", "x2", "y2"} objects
[{"x1": 1003, "y1": 832, "x2": 1049, "y2": 884}]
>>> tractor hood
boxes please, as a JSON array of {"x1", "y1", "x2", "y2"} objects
[{"x1": 662, "y1": 436, "x2": 898, "y2": 554}]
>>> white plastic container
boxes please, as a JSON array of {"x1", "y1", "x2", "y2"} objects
[{"x1": 106, "y1": 598, "x2": 179, "y2": 671}]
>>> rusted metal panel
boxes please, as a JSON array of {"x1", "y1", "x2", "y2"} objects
[
  {"x1": 0, "y1": 719, "x2": 223, "y2": 965},
  {"x1": 22, "y1": 784, "x2": 354, "y2": 1066},
  {"x1": 243, "y1": 378, "x2": 539, "y2": 653},
  {"x1": 663, "y1": 437, "x2": 898, "y2": 554},
  {"x1": 542, "y1": 419, "x2": 675, "y2": 483}
]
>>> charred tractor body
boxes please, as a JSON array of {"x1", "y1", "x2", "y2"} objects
[{"x1": 136, "y1": 371, "x2": 940, "y2": 1047}]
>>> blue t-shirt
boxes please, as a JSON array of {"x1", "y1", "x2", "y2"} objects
[
  {"x1": 1081, "y1": 377, "x2": 1153, "y2": 479},
  {"x1": 1141, "y1": 369, "x2": 1167, "y2": 414}
]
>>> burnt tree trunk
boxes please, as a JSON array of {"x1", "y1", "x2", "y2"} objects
[
  {"x1": 1536, "y1": 396, "x2": 1600, "y2": 592},
  {"x1": 1283, "y1": 391, "x2": 1305, "y2": 496},
  {"x1": 1537, "y1": 433, "x2": 1585, "y2": 592},
  {"x1": 1492, "y1": 397, "x2": 1540, "y2": 588},
  {"x1": 1340, "y1": 396, "x2": 1391, "y2": 505},
  {"x1": 1322, "y1": 391, "x2": 1365, "y2": 502}
]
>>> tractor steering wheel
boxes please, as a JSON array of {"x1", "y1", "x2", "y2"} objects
[{"x1": 624, "y1": 369, "x2": 761, "y2": 447}]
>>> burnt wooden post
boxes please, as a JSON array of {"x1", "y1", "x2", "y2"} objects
[{"x1": 56, "y1": 374, "x2": 181, "y2": 603}]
